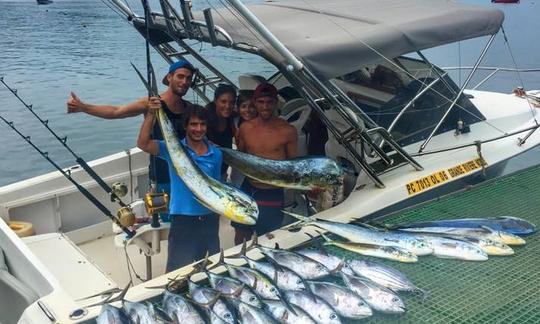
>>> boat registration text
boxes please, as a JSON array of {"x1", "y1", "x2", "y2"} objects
[{"x1": 406, "y1": 158, "x2": 486, "y2": 196}]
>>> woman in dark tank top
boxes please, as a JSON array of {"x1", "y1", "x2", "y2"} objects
[{"x1": 206, "y1": 84, "x2": 237, "y2": 178}]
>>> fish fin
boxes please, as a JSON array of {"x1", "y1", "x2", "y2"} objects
[
  {"x1": 314, "y1": 230, "x2": 332, "y2": 243},
  {"x1": 85, "y1": 281, "x2": 131, "y2": 308},
  {"x1": 147, "y1": 302, "x2": 174, "y2": 323},
  {"x1": 275, "y1": 243, "x2": 281, "y2": 249},
  {"x1": 282, "y1": 210, "x2": 311, "y2": 224},
  {"x1": 305, "y1": 232, "x2": 328, "y2": 254},
  {"x1": 414, "y1": 288, "x2": 430, "y2": 302},
  {"x1": 207, "y1": 249, "x2": 226, "y2": 271},
  {"x1": 329, "y1": 260, "x2": 345, "y2": 275},
  {"x1": 75, "y1": 287, "x2": 122, "y2": 301},
  {"x1": 225, "y1": 240, "x2": 248, "y2": 259},
  {"x1": 479, "y1": 225, "x2": 496, "y2": 233}
]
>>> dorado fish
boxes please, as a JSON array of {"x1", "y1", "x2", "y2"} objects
[
  {"x1": 395, "y1": 216, "x2": 536, "y2": 236},
  {"x1": 220, "y1": 147, "x2": 343, "y2": 190},
  {"x1": 284, "y1": 290, "x2": 342, "y2": 324},
  {"x1": 306, "y1": 281, "x2": 372, "y2": 319},
  {"x1": 162, "y1": 290, "x2": 206, "y2": 324},
  {"x1": 318, "y1": 232, "x2": 418, "y2": 263},
  {"x1": 286, "y1": 212, "x2": 433, "y2": 256},
  {"x1": 96, "y1": 304, "x2": 132, "y2": 324},
  {"x1": 263, "y1": 300, "x2": 317, "y2": 324},
  {"x1": 158, "y1": 109, "x2": 258, "y2": 225},
  {"x1": 341, "y1": 272, "x2": 406, "y2": 314},
  {"x1": 346, "y1": 259, "x2": 427, "y2": 297},
  {"x1": 397, "y1": 226, "x2": 525, "y2": 245},
  {"x1": 451, "y1": 236, "x2": 514, "y2": 256},
  {"x1": 416, "y1": 235, "x2": 488, "y2": 261},
  {"x1": 206, "y1": 271, "x2": 263, "y2": 308}
]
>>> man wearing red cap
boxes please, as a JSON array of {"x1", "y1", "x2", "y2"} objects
[
  {"x1": 66, "y1": 60, "x2": 196, "y2": 221},
  {"x1": 232, "y1": 83, "x2": 298, "y2": 244}
]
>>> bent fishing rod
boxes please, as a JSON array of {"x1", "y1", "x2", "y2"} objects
[
  {"x1": 0, "y1": 77, "x2": 130, "y2": 209},
  {"x1": 0, "y1": 113, "x2": 136, "y2": 238}
]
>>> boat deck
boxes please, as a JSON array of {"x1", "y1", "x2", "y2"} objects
[{"x1": 324, "y1": 163, "x2": 540, "y2": 323}]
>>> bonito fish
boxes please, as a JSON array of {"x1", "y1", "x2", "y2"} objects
[
  {"x1": 306, "y1": 281, "x2": 373, "y2": 319},
  {"x1": 158, "y1": 109, "x2": 258, "y2": 225},
  {"x1": 286, "y1": 212, "x2": 433, "y2": 256},
  {"x1": 263, "y1": 300, "x2": 317, "y2": 324},
  {"x1": 220, "y1": 147, "x2": 343, "y2": 190},
  {"x1": 162, "y1": 290, "x2": 205, "y2": 324},
  {"x1": 96, "y1": 304, "x2": 131, "y2": 324}
]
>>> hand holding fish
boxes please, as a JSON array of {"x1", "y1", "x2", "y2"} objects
[
  {"x1": 147, "y1": 96, "x2": 161, "y2": 115},
  {"x1": 67, "y1": 91, "x2": 87, "y2": 113}
]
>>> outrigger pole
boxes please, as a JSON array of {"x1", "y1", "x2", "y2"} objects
[
  {"x1": 0, "y1": 77, "x2": 130, "y2": 209},
  {"x1": 0, "y1": 113, "x2": 136, "y2": 238}
]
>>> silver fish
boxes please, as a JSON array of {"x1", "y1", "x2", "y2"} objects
[
  {"x1": 224, "y1": 264, "x2": 282, "y2": 300},
  {"x1": 416, "y1": 235, "x2": 488, "y2": 261},
  {"x1": 306, "y1": 281, "x2": 372, "y2": 319},
  {"x1": 341, "y1": 272, "x2": 405, "y2": 314},
  {"x1": 123, "y1": 300, "x2": 170, "y2": 324},
  {"x1": 158, "y1": 108, "x2": 258, "y2": 224},
  {"x1": 398, "y1": 226, "x2": 525, "y2": 246},
  {"x1": 207, "y1": 271, "x2": 263, "y2": 307},
  {"x1": 286, "y1": 212, "x2": 433, "y2": 256},
  {"x1": 96, "y1": 304, "x2": 131, "y2": 324},
  {"x1": 257, "y1": 245, "x2": 330, "y2": 279},
  {"x1": 263, "y1": 300, "x2": 317, "y2": 324},
  {"x1": 220, "y1": 147, "x2": 343, "y2": 190},
  {"x1": 229, "y1": 299, "x2": 278, "y2": 324},
  {"x1": 284, "y1": 290, "x2": 342, "y2": 324},
  {"x1": 243, "y1": 256, "x2": 306, "y2": 291},
  {"x1": 296, "y1": 248, "x2": 352, "y2": 275},
  {"x1": 188, "y1": 280, "x2": 236, "y2": 323},
  {"x1": 162, "y1": 290, "x2": 205, "y2": 324},
  {"x1": 454, "y1": 236, "x2": 514, "y2": 256},
  {"x1": 347, "y1": 259, "x2": 426, "y2": 297}
]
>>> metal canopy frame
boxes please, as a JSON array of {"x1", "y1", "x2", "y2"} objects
[{"x1": 110, "y1": 0, "x2": 425, "y2": 188}]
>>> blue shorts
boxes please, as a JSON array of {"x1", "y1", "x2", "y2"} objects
[{"x1": 166, "y1": 213, "x2": 220, "y2": 272}]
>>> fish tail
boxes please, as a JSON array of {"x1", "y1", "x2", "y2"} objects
[
  {"x1": 414, "y1": 287, "x2": 430, "y2": 302},
  {"x1": 282, "y1": 210, "x2": 312, "y2": 224}
]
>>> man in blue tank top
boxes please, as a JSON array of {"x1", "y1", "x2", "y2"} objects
[
  {"x1": 137, "y1": 103, "x2": 223, "y2": 272},
  {"x1": 67, "y1": 60, "x2": 196, "y2": 222}
]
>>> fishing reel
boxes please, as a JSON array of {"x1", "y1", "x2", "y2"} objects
[
  {"x1": 111, "y1": 182, "x2": 128, "y2": 198},
  {"x1": 144, "y1": 191, "x2": 170, "y2": 215},
  {"x1": 117, "y1": 206, "x2": 136, "y2": 227}
]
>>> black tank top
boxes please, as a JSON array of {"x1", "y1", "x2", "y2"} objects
[{"x1": 149, "y1": 100, "x2": 188, "y2": 183}]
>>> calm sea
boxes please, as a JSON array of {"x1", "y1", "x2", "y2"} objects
[{"x1": 0, "y1": 0, "x2": 539, "y2": 186}]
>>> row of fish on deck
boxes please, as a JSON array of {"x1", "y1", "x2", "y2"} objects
[
  {"x1": 94, "y1": 111, "x2": 538, "y2": 323},
  {"x1": 97, "y1": 213, "x2": 536, "y2": 323}
]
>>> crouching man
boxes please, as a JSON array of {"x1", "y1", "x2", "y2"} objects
[{"x1": 137, "y1": 98, "x2": 222, "y2": 272}]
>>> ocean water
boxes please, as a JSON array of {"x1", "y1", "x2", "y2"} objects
[{"x1": 0, "y1": 0, "x2": 539, "y2": 186}]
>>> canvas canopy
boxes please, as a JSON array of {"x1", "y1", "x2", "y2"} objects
[{"x1": 201, "y1": 0, "x2": 504, "y2": 79}]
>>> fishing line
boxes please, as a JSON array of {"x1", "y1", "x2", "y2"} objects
[
  {"x1": 0, "y1": 77, "x2": 131, "y2": 209},
  {"x1": 0, "y1": 113, "x2": 136, "y2": 238}
]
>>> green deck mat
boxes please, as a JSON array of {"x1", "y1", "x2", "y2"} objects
[{"x1": 320, "y1": 163, "x2": 540, "y2": 324}]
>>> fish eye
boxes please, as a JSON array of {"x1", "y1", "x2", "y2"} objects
[
  {"x1": 358, "y1": 301, "x2": 365, "y2": 306},
  {"x1": 270, "y1": 287, "x2": 277, "y2": 293},
  {"x1": 330, "y1": 313, "x2": 338, "y2": 320},
  {"x1": 249, "y1": 296, "x2": 257, "y2": 302},
  {"x1": 296, "y1": 279, "x2": 303, "y2": 284},
  {"x1": 316, "y1": 264, "x2": 325, "y2": 270},
  {"x1": 224, "y1": 313, "x2": 232, "y2": 319},
  {"x1": 392, "y1": 297, "x2": 399, "y2": 303}
]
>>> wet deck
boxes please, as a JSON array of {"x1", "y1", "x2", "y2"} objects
[{"x1": 326, "y1": 163, "x2": 540, "y2": 323}]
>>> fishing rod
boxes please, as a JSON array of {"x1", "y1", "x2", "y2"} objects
[
  {"x1": 0, "y1": 113, "x2": 136, "y2": 238},
  {"x1": 0, "y1": 77, "x2": 130, "y2": 209}
]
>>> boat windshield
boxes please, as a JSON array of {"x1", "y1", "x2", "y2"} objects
[{"x1": 336, "y1": 56, "x2": 485, "y2": 147}]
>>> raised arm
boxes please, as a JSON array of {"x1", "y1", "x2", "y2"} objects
[
  {"x1": 137, "y1": 97, "x2": 161, "y2": 156},
  {"x1": 67, "y1": 92, "x2": 147, "y2": 119}
]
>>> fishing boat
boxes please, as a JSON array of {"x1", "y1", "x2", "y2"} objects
[{"x1": 1, "y1": 0, "x2": 540, "y2": 322}]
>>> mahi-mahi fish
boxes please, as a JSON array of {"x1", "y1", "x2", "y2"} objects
[
  {"x1": 157, "y1": 109, "x2": 258, "y2": 225},
  {"x1": 220, "y1": 147, "x2": 343, "y2": 190}
]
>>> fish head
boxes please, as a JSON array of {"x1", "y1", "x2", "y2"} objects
[
  {"x1": 380, "y1": 292, "x2": 406, "y2": 314},
  {"x1": 461, "y1": 244, "x2": 489, "y2": 261},
  {"x1": 351, "y1": 298, "x2": 373, "y2": 318},
  {"x1": 482, "y1": 240, "x2": 514, "y2": 256},
  {"x1": 241, "y1": 289, "x2": 263, "y2": 308},
  {"x1": 223, "y1": 196, "x2": 259, "y2": 225},
  {"x1": 408, "y1": 237, "x2": 434, "y2": 256},
  {"x1": 498, "y1": 231, "x2": 526, "y2": 245}
]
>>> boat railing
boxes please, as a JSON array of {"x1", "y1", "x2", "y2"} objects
[{"x1": 442, "y1": 66, "x2": 540, "y2": 90}]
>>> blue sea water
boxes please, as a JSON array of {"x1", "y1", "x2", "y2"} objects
[{"x1": 0, "y1": 0, "x2": 539, "y2": 186}]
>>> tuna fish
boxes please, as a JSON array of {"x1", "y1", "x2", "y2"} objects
[
  {"x1": 263, "y1": 300, "x2": 317, "y2": 324},
  {"x1": 162, "y1": 290, "x2": 206, "y2": 324},
  {"x1": 306, "y1": 281, "x2": 372, "y2": 319}
]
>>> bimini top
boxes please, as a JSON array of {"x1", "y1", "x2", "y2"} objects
[{"x1": 204, "y1": 0, "x2": 504, "y2": 79}]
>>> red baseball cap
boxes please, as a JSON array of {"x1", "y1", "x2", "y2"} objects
[{"x1": 253, "y1": 83, "x2": 278, "y2": 100}]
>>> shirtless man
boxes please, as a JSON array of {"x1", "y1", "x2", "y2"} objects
[
  {"x1": 232, "y1": 83, "x2": 298, "y2": 244},
  {"x1": 67, "y1": 60, "x2": 196, "y2": 221}
]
